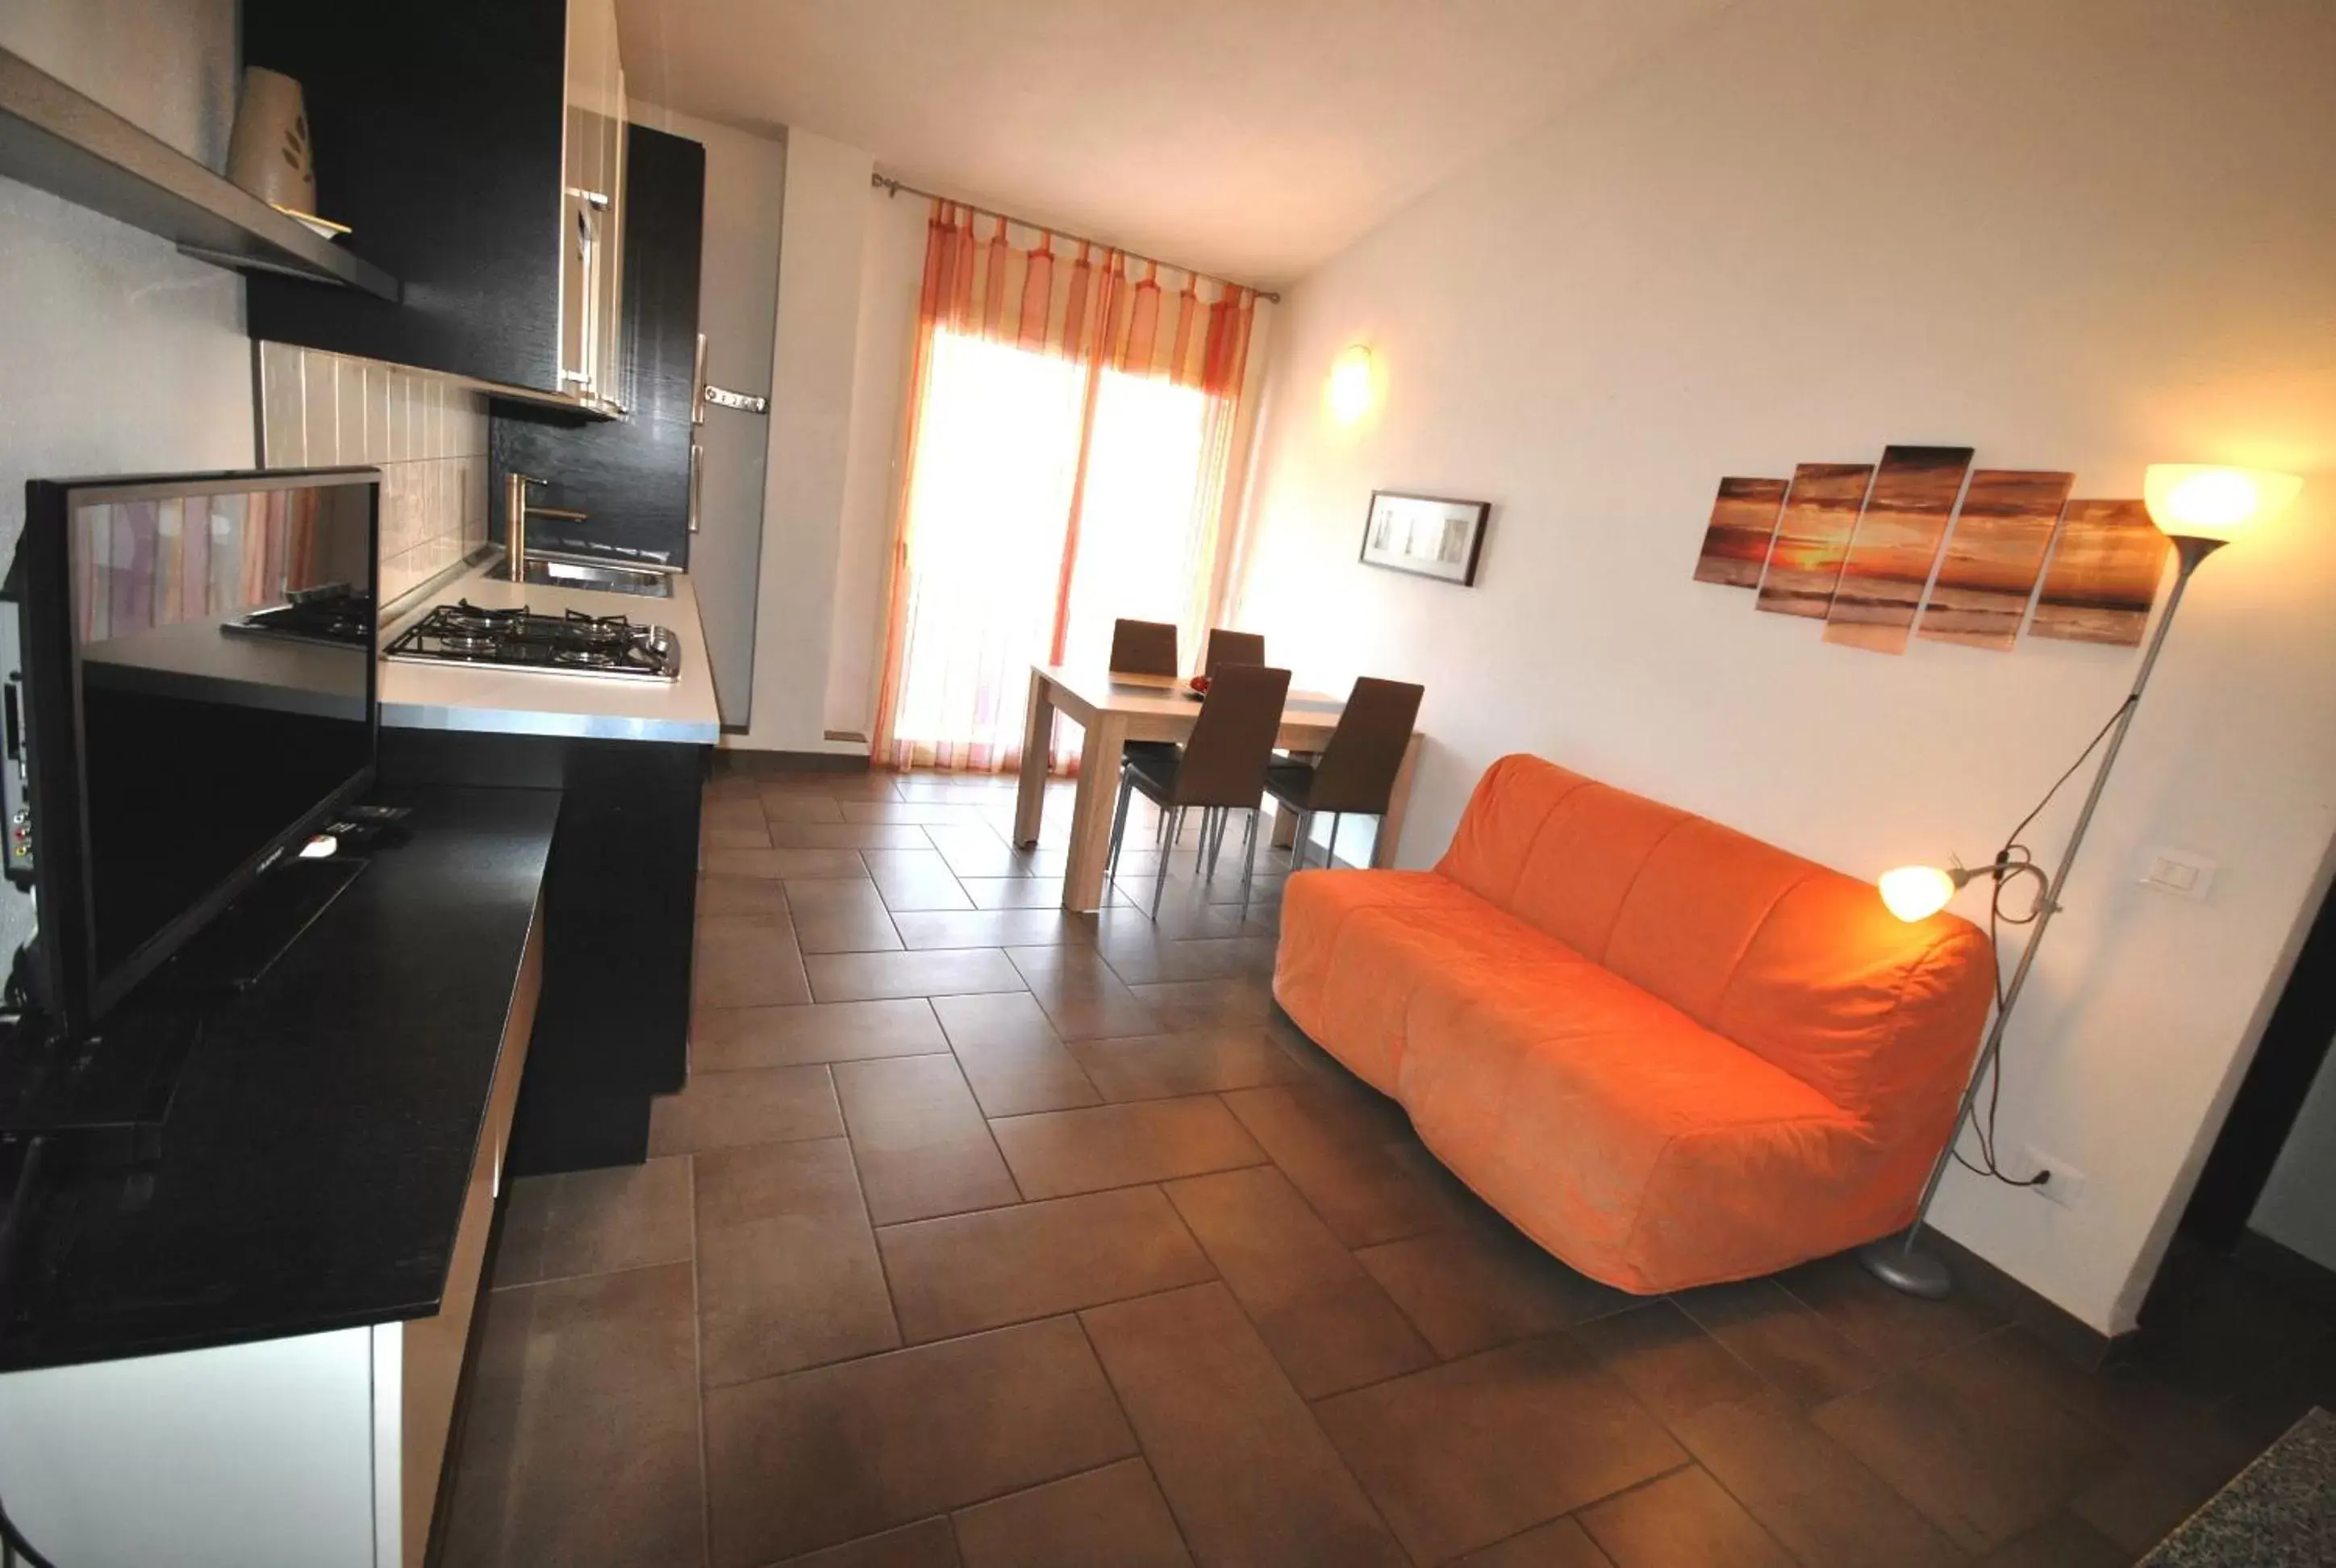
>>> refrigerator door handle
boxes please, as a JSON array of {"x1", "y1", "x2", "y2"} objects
[
  {"x1": 691, "y1": 332, "x2": 708, "y2": 427},
  {"x1": 688, "y1": 440, "x2": 702, "y2": 534}
]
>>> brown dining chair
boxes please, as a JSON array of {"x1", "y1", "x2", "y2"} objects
[
  {"x1": 1264, "y1": 677, "x2": 1425, "y2": 870},
  {"x1": 1108, "y1": 663, "x2": 1292, "y2": 920},
  {"x1": 1202, "y1": 628, "x2": 1266, "y2": 678},
  {"x1": 1109, "y1": 618, "x2": 1179, "y2": 678}
]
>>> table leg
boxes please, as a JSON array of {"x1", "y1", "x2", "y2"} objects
[
  {"x1": 1373, "y1": 733, "x2": 1425, "y2": 869},
  {"x1": 1013, "y1": 669, "x2": 1053, "y2": 848},
  {"x1": 1061, "y1": 712, "x2": 1129, "y2": 912}
]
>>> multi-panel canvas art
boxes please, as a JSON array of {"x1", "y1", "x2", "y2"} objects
[
  {"x1": 2030, "y1": 498, "x2": 2169, "y2": 646},
  {"x1": 1755, "y1": 463, "x2": 1874, "y2": 619},
  {"x1": 1691, "y1": 477, "x2": 1790, "y2": 589},
  {"x1": 1823, "y1": 445, "x2": 1975, "y2": 653},
  {"x1": 1694, "y1": 447, "x2": 2164, "y2": 654},
  {"x1": 1360, "y1": 491, "x2": 1491, "y2": 586},
  {"x1": 1917, "y1": 469, "x2": 2073, "y2": 651}
]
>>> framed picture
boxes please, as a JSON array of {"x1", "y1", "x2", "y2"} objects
[{"x1": 1360, "y1": 491, "x2": 1491, "y2": 586}]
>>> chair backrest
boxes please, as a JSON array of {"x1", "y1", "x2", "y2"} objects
[
  {"x1": 1203, "y1": 628, "x2": 1266, "y2": 678},
  {"x1": 1172, "y1": 663, "x2": 1292, "y2": 808},
  {"x1": 1304, "y1": 678, "x2": 1425, "y2": 814},
  {"x1": 1109, "y1": 618, "x2": 1178, "y2": 678}
]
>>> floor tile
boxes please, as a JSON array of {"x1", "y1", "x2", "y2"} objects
[
  {"x1": 778, "y1": 1518, "x2": 962, "y2": 1566},
  {"x1": 2067, "y1": 1450, "x2": 2218, "y2": 1557},
  {"x1": 1578, "y1": 1465, "x2": 1792, "y2": 1566},
  {"x1": 842, "y1": 800, "x2": 995, "y2": 826},
  {"x1": 808, "y1": 948, "x2": 1029, "y2": 1003},
  {"x1": 1358, "y1": 1224, "x2": 1633, "y2": 1358},
  {"x1": 705, "y1": 797, "x2": 771, "y2": 835},
  {"x1": 704, "y1": 844, "x2": 867, "y2": 880},
  {"x1": 1671, "y1": 1391, "x2": 1963, "y2": 1568},
  {"x1": 761, "y1": 793, "x2": 847, "y2": 824},
  {"x1": 1974, "y1": 1324, "x2": 2263, "y2": 1491},
  {"x1": 1163, "y1": 1165, "x2": 1433, "y2": 1398},
  {"x1": 931, "y1": 991, "x2": 1103, "y2": 1116},
  {"x1": 695, "y1": 1137, "x2": 899, "y2": 1385},
  {"x1": 440, "y1": 1264, "x2": 703, "y2": 1568},
  {"x1": 703, "y1": 1316, "x2": 1136, "y2": 1566},
  {"x1": 1567, "y1": 1299, "x2": 1767, "y2": 1424},
  {"x1": 1069, "y1": 1028, "x2": 1302, "y2": 1103},
  {"x1": 893, "y1": 909, "x2": 1096, "y2": 950},
  {"x1": 1674, "y1": 1277, "x2": 1886, "y2": 1407},
  {"x1": 1095, "y1": 935, "x2": 1275, "y2": 986},
  {"x1": 960, "y1": 878, "x2": 1069, "y2": 909},
  {"x1": 1082, "y1": 1282, "x2": 1409, "y2": 1568},
  {"x1": 704, "y1": 823, "x2": 774, "y2": 852},
  {"x1": 951, "y1": 1459, "x2": 1192, "y2": 1568},
  {"x1": 1777, "y1": 1250, "x2": 2009, "y2": 1364},
  {"x1": 1968, "y1": 1512, "x2": 2130, "y2": 1568},
  {"x1": 698, "y1": 872, "x2": 795, "y2": 921},
  {"x1": 1122, "y1": 978, "x2": 1277, "y2": 1032},
  {"x1": 694, "y1": 916, "x2": 813, "y2": 1008},
  {"x1": 492, "y1": 1155, "x2": 693, "y2": 1287},
  {"x1": 1450, "y1": 1517, "x2": 1614, "y2": 1567},
  {"x1": 647, "y1": 1064, "x2": 843, "y2": 1156},
  {"x1": 833, "y1": 1054, "x2": 1022, "y2": 1224},
  {"x1": 1218, "y1": 1083, "x2": 1445, "y2": 1247},
  {"x1": 1316, "y1": 1335, "x2": 1683, "y2": 1562},
  {"x1": 861, "y1": 849, "x2": 976, "y2": 911},
  {"x1": 693, "y1": 999, "x2": 946, "y2": 1071},
  {"x1": 1808, "y1": 1330, "x2": 2123, "y2": 1553},
  {"x1": 878, "y1": 1186, "x2": 1216, "y2": 1343},
  {"x1": 990, "y1": 1097, "x2": 1266, "y2": 1199},
  {"x1": 787, "y1": 878, "x2": 906, "y2": 954},
  {"x1": 771, "y1": 821, "x2": 941, "y2": 851},
  {"x1": 759, "y1": 772, "x2": 904, "y2": 802}
]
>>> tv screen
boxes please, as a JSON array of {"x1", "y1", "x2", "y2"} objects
[{"x1": 14, "y1": 469, "x2": 380, "y2": 1028}]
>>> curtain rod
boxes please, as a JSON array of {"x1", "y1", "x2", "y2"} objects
[{"x1": 870, "y1": 173, "x2": 1283, "y2": 303}]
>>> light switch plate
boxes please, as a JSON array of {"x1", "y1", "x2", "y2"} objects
[{"x1": 2139, "y1": 846, "x2": 2217, "y2": 901}]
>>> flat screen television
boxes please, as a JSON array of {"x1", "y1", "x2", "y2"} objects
[{"x1": 3, "y1": 468, "x2": 381, "y2": 1036}]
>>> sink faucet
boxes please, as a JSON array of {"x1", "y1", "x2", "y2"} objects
[{"x1": 502, "y1": 472, "x2": 588, "y2": 582}]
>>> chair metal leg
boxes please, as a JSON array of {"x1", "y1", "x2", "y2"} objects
[
  {"x1": 1326, "y1": 812, "x2": 1342, "y2": 869},
  {"x1": 1105, "y1": 770, "x2": 1136, "y2": 889},
  {"x1": 1294, "y1": 810, "x2": 1312, "y2": 870},
  {"x1": 1237, "y1": 808, "x2": 1261, "y2": 924},
  {"x1": 1204, "y1": 807, "x2": 1227, "y2": 882},
  {"x1": 1151, "y1": 808, "x2": 1178, "y2": 922}
]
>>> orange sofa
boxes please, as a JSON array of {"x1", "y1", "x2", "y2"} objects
[{"x1": 1273, "y1": 754, "x2": 1995, "y2": 1294}]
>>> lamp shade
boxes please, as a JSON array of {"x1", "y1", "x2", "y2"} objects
[
  {"x1": 1879, "y1": 865, "x2": 1957, "y2": 922},
  {"x1": 2142, "y1": 465, "x2": 2302, "y2": 542}
]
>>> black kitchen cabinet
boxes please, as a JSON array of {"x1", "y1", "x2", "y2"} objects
[
  {"x1": 493, "y1": 124, "x2": 706, "y2": 567},
  {"x1": 241, "y1": 0, "x2": 628, "y2": 411}
]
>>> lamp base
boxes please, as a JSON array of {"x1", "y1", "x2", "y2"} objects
[{"x1": 1857, "y1": 1234, "x2": 1954, "y2": 1299}]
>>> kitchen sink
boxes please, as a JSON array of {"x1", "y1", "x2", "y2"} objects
[{"x1": 521, "y1": 556, "x2": 674, "y2": 598}]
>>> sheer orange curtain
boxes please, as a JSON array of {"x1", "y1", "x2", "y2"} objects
[{"x1": 872, "y1": 201, "x2": 1258, "y2": 773}]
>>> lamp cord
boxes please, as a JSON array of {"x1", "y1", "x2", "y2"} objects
[{"x1": 1950, "y1": 694, "x2": 2138, "y2": 1186}]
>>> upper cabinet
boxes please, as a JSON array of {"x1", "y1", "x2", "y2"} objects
[{"x1": 242, "y1": 0, "x2": 628, "y2": 415}]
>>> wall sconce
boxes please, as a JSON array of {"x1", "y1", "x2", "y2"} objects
[
  {"x1": 1327, "y1": 344, "x2": 1375, "y2": 424},
  {"x1": 1866, "y1": 464, "x2": 2301, "y2": 1300}
]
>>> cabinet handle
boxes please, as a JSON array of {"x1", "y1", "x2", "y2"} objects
[{"x1": 688, "y1": 441, "x2": 702, "y2": 534}]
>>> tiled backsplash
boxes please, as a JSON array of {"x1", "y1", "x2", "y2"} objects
[{"x1": 255, "y1": 341, "x2": 490, "y2": 605}]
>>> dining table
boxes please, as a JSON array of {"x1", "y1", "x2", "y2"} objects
[{"x1": 1013, "y1": 663, "x2": 1424, "y2": 913}]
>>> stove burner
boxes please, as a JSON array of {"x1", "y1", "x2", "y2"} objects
[{"x1": 382, "y1": 598, "x2": 682, "y2": 684}]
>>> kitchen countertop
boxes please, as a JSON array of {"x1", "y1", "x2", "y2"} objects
[
  {"x1": 378, "y1": 556, "x2": 722, "y2": 744},
  {"x1": 0, "y1": 784, "x2": 559, "y2": 1371}
]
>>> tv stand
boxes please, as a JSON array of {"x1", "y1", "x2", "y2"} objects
[{"x1": 161, "y1": 853, "x2": 369, "y2": 997}]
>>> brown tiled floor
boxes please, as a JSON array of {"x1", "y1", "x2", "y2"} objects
[{"x1": 440, "y1": 760, "x2": 2334, "y2": 1567}]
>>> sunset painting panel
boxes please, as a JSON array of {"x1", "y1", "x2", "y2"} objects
[
  {"x1": 1754, "y1": 462, "x2": 1874, "y2": 619},
  {"x1": 1823, "y1": 444, "x2": 1975, "y2": 653},
  {"x1": 1692, "y1": 476, "x2": 1789, "y2": 589},
  {"x1": 2029, "y1": 498, "x2": 2169, "y2": 646},
  {"x1": 1916, "y1": 469, "x2": 2072, "y2": 651}
]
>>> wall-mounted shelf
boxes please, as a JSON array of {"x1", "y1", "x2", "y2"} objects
[{"x1": 0, "y1": 44, "x2": 399, "y2": 301}]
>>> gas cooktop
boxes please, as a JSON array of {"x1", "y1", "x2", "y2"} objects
[{"x1": 382, "y1": 600, "x2": 682, "y2": 683}]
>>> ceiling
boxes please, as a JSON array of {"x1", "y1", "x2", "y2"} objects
[{"x1": 616, "y1": 0, "x2": 1736, "y2": 289}]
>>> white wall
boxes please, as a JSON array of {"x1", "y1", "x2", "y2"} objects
[
  {"x1": 0, "y1": 0, "x2": 256, "y2": 959},
  {"x1": 2251, "y1": 1036, "x2": 2336, "y2": 1271},
  {"x1": 1236, "y1": 0, "x2": 2336, "y2": 1333},
  {"x1": 629, "y1": 101, "x2": 785, "y2": 729}
]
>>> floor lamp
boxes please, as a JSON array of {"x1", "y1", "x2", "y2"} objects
[{"x1": 1860, "y1": 464, "x2": 2304, "y2": 1300}]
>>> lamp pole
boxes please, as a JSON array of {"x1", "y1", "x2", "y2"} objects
[{"x1": 1859, "y1": 534, "x2": 2221, "y2": 1299}]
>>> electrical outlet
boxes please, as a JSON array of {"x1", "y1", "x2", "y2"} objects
[{"x1": 2018, "y1": 1146, "x2": 2087, "y2": 1210}]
